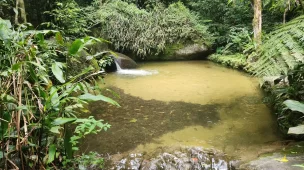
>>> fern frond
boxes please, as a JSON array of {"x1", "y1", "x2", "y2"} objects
[{"x1": 249, "y1": 15, "x2": 304, "y2": 77}]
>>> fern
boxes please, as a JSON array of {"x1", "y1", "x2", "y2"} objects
[{"x1": 249, "y1": 15, "x2": 304, "y2": 77}]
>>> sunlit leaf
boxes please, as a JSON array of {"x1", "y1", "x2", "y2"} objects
[
  {"x1": 50, "y1": 126, "x2": 62, "y2": 134},
  {"x1": 68, "y1": 39, "x2": 83, "y2": 56},
  {"x1": 283, "y1": 100, "x2": 304, "y2": 113},
  {"x1": 50, "y1": 87, "x2": 59, "y2": 107},
  {"x1": 288, "y1": 125, "x2": 304, "y2": 135},
  {"x1": 51, "y1": 62, "x2": 65, "y2": 83},
  {"x1": 28, "y1": 61, "x2": 46, "y2": 71},
  {"x1": 52, "y1": 118, "x2": 76, "y2": 125},
  {"x1": 78, "y1": 93, "x2": 120, "y2": 106}
]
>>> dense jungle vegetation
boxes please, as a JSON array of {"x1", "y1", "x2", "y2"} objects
[{"x1": 1, "y1": 0, "x2": 304, "y2": 169}]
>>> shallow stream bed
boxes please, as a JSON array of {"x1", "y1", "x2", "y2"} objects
[{"x1": 81, "y1": 61, "x2": 283, "y2": 164}]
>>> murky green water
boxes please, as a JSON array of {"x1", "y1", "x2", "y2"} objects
[{"x1": 81, "y1": 61, "x2": 282, "y2": 161}]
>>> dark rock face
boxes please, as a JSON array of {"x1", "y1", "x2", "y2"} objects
[
  {"x1": 145, "y1": 43, "x2": 210, "y2": 61},
  {"x1": 104, "y1": 52, "x2": 138, "y2": 72},
  {"x1": 109, "y1": 147, "x2": 235, "y2": 170},
  {"x1": 105, "y1": 52, "x2": 138, "y2": 72},
  {"x1": 114, "y1": 52, "x2": 138, "y2": 69},
  {"x1": 173, "y1": 44, "x2": 210, "y2": 60}
]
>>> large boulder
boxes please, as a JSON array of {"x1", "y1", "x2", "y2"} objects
[
  {"x1": 174, "y1": 44, "x2": 209, "y2": 60},
  {"x1": 145, "y1": 43, "x2": 210, "y2": 61},
  {"x1": 240, "y1": 153, "x2": 304, "y2": 170},
  {"x1": 113, "y1": 52, "x2": 138, "y2": 69},
  {"x1": 105, "y1": 52, "x2": 138, "y2": 72}
]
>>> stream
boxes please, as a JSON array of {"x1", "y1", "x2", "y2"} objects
[{"x1": 81, "y1": 61, "x2": 283, "y2": 168}]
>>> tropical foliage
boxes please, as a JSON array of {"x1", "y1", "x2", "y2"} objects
[
  {"x1": 2, "y1": 0, "x2": 304, "y2": 168},
  {"x1": 263, "y1": 64, "x2": 304, "y2": 134},
  {"x1": 96, "y1": 0, "x2": 212, "y2": 58},
  {"x1": 208, "y1": 54, "x2": 247, "y2": 69},
  {"x1": 0, "y1": 19, "x2": 117, "y2": 169},
  {"x1": 249, "y1": 15, "x2": 304, "y2": 77}
]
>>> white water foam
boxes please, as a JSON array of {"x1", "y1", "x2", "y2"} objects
[{"x1": 115, "y1": 61, "x2": 158, "y2": 76}]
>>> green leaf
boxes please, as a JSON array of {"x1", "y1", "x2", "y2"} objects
[
  {"x1": 55, "y1": 32, "x2": 64, "y2": 45},
  {"x1": 68, "y1": 39, "x2": 83, "y2": 56},
  {"x1": 1, "y1": 94, "x2": 16, "y2": 103},
  {"x1": 51, "y1": 62, "x2": 65, "y2": 83},
  {"x1": 29, "y1": 67, "x2": 38, "y2": 82},
  {"x1": 50, "y1": 87, "x2": 59, "y2": 107},
  {"x1": 0, "y1": 112, "x2": 11, "y2": 139},
  {"x1": 12, "y1": 62, "x2": 23, "y2": 71},
  {"x1": 47, "y1": 144, "x2": 56, "y2": 163},
  {"x1": 36, "y1": 33, "x2": 45, "y2": 44},
  {"x1": 78, "y1": 93, "x2": 120, "y2": 106},
  {"x1": 0, "y1": 19, "x2": 12, "y2": 41},
  {"x1": 50, "y1": 126, "x2": 62, "y2": 134},
  {"x1": 52, "y1": 118, "x2": 76, "y2": 126},
  {"x1": 27, "y1": 61, "x2": 46, "y2": 71},
  {"x1": 283, "y1": 100, "x2": 304, "y2": 113},
  {"x1": 288, "y1": 125, "x2": 304, "y2": 135}
]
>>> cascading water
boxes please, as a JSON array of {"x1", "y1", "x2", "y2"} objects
[{"x1": 114, "y1": 60, "x2": 158, "y2": 76}]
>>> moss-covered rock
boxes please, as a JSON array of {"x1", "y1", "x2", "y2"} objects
[
  {"x1": 141, "y1": 43, "x2": 210, "y2": 61},
  {"x1": 105, "y1": 52, "x2": 138, "y2": 72},
  {"x1": 239, "y1": 142, "x2": 304, "y2": 170},
  {"x1": 113, "y1": 52, "x2": 138, "y2": 69}
]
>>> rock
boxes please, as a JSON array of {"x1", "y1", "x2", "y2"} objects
[
  {"x1": 105, "y1": 52, "x2": 138, "y2": 72},
  {"x1": 174, "y1": 44, "x2": 209, "y2": 60},
  {"x1": 159, "y1": 43, "x2": 210, "y2": 60},
  {"x1": 109, "y1": 147, "x2": 233, "y2": 170},
  {"x1": 113, "y1": 52, "x2": 138, "y2": 69},
  {"x1": 261, "y1": 76, "x2": 288, "y2": 87},
  {"x1": 239, "y1": 153, "x2": 304, "y2": 170},
  {"x1": 139, "y1": 43, "x2": 210, "y2": 61}
]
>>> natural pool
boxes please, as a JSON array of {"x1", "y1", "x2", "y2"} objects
[{"x1": 81, "y1": 61, "x2": 282, "y2": 162}]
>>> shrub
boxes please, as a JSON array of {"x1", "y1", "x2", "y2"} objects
[
  {"x1": 0, "y1": 19, "x2": 116, "y2": 169},
  {"x1": 208, "y1": 53, "x2": 248, "y2": 70},
  {"x1": 43, "y1": 0, "x2": 100, "y2": 39},
  {"x1": 96, "y1": 0, "x2": 212, "y2": 58},
  {"x1": 263, "y1": 64, "x2": 304, "y2": 134}
]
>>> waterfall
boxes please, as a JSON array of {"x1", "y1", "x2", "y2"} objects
[
  {"x1": 114, "y1": 60, "x2": 122, "y2": 71},
  {"x1": 113, "y1": 60, "x2": 158, "y2": 76}
]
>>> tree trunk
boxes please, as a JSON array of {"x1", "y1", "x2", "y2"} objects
[
  {"x1": 283, "y1": 8, "x2": 287, "y2": 24},
  {"x1": 14, "y1": 0, "x2": 19, "y2": 24},
  {"x1": 14, "y1": 0, "x2": 27, "y2": 24},
  {"x1": 299, "y1": 0, "x2": 304, "y2": 11},
  {"x1": 253, "y1": 0, "x2": 262, "y2": 47}
]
